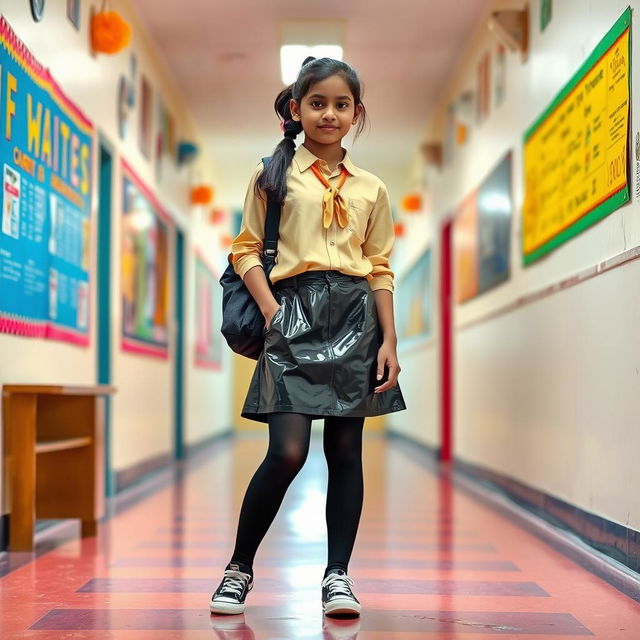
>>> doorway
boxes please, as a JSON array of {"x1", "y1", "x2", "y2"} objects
[
  {"x1": 173, "y1": 228, "x2": 185, "y2": 460},
  {"x1": 97, "y1": 138, "x2": 114, "y2": 495},
  {"x1": 439, "y1": 219, "x2": 453, "y2": 462}
]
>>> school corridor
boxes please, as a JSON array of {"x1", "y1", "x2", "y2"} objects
[
  {"x1": 2, "y1": 0, "x2": 640, "y2": 637},
  {"x1": 2, "y1": 434, "x2": 639, "y2": 638}
]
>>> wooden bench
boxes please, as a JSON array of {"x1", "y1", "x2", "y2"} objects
[{"x1": 2, "y1": 384, "x2": 116, "y2": 551}]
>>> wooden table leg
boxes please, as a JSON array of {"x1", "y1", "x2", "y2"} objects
[{"x1": 6, "y1": 393, "x2": 37, "y2": 551}]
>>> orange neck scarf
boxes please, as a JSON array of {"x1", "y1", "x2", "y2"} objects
[{"x1": 309, "y1": 161, "x2": 349, "y2": 229}]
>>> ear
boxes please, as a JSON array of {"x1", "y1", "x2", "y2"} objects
[
  {"x1": 352, "y1": 103, "x2": 363, "y2": 125},
  {"x1": 289, "y1": 98, "x2": 301, "y2": 120}
]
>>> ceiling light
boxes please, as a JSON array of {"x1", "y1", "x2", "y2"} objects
[{"x1": 280, "y1": 45, "x2": 343, "y2": 84}]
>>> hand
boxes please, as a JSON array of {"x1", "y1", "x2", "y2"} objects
[
  {"x1": 263, "y1": 301, "x2": 281, "y2": 331},
  {"x1": 374, "y1": 340, "x2": 401, "y2": 393}
]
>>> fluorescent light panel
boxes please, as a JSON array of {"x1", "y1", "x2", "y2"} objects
[
  {"x1": 279, "y1": 20, "x2": 345, "y2": 85},
  {"x1": 280, "y1": 45, "x2": 343, "y2": 84}
]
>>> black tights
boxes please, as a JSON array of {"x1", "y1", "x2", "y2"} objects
[{"x1": 229, "y1": 412, "x2": 364, "y2": 577}]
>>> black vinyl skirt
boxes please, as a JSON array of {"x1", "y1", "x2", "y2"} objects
[{"x1": 241, "y1": 269, "x2": 407, "y2": 423}]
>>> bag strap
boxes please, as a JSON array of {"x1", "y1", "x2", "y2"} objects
[{"x1": 261, "y1": 156, "x2": 281, "y2": 258}]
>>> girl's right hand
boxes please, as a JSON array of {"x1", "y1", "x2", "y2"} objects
[{"x1": 263, "y1": 301, "x2": 281, "y2": 331}]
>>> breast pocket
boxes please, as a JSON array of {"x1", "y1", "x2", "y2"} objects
[{"x1": 347, "y1": 198, "x2": 369, "y2": 242}]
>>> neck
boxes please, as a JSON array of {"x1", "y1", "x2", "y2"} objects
[{"x1": 302, "y1": 139, "x2": 345, "y2": 171}]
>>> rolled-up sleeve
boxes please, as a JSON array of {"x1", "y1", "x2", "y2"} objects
[
  {"x1": 230, "y1": 163, "x2": 267, "y2": 281},
  {"x1": 362, "y1": 182, "x2": 395, "y2": 292}
]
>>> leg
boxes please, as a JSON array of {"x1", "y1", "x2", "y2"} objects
[
  {"x1": 228, "y1": 411, "x2": 312, "y2": 571},
  {"x1": 322, "y1": 415, "x2": 365, "y2": 578}
]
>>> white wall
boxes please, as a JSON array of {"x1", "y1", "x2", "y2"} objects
[
  {"x1": 388, "y1": 0, "x2": 640, "y2": 531},
  {"x1": 0, "y1": 0, "x2": 233, "y2": 512}
]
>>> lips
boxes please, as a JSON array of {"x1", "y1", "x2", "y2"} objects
[{"x1": 319, "y1": 126, "x2": 338, "y2": 130}]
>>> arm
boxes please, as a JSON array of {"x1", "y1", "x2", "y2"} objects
[
  {"x1": 231, "y1": 164, "x2": 280, "y2": 325},
  {"x1": 362, "y1": 182, "x2": 401, "y2": 392}
]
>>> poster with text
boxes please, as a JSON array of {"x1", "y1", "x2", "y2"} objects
[
  {"x1": 194, "y1": 252, "x2": 222, "y2": 369},
  {"x1": 523, "y1": 8, "x2": 630, "y2": 264},
  {"x1": 121, "y1": 159, "x2": 171, "y2": 358},
  {"x1": 0, "y1": 16, "x2": 92, "y2": 345}
]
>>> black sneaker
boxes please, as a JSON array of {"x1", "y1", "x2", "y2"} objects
[
  {"x1": 321, "y1": 569, "x2": 361, "y2": 616},
  {"x1": 210, "y1": 563, "x2": 254, "y2": 615}
]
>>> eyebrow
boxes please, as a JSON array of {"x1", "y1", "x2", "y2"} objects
[{"x1": 308, "y1": 94, "x2": 352, "y2": 101}]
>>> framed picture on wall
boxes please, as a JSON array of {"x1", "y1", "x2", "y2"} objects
[
  {"x1": 194, "y1": 252, "x2": 222, "y2": 369},
  {"x1": 120, "y1": 159, "x2": 172, "y2": 358},
  {"x1": 139, "y1": 75, "x2": 153, "y2": 159},
  {"x1": 67, "y1": 0, "x2": 80, "y2": 29},
  {"x1": 396, "y1": 248, "x2": 433, "y2": 344}
]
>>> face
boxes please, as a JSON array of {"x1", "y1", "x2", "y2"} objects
[{"x1": 290, "y1": 74, "x2": 363, "y2": 145}]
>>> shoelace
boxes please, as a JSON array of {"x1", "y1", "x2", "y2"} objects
[
  {"x1": 218, "y1": 570, "x2": 250, "y2": 597},
  {"x1": 323, "y1": 572, "x2": 355, "y2": 597}
]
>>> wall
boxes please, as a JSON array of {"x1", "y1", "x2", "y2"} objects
[
  {"x1": 388, "y1": 0, "x2": 640, "y2": 532},
  {"x1": 0, "y1": 0, "x2": 233, "y2": 515}
]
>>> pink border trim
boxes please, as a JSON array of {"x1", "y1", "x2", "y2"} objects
[
  {"x1": 0, "y1": 314, "x2": 89, "y2": 346},
  {"x1": 121, "y1": 158, "x2": 173, "y2": 224},
  {"x1": 457, "y1": 245, "x2": 640, "y2": 332},
  {"x1": 121, "y1": 338, "x2": 169, "y2": 359},
  {"x1": 195, "y1": 357, "x2": 222, "y2": 371}
]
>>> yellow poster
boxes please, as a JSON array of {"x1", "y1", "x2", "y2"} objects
[{"x1": 523, "y1": 9, "x2": 630, "y2": 264}]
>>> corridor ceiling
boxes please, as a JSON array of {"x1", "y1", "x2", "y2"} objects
[{"x1": 132, "y1": 0, "x2": 492, "y2": 203}]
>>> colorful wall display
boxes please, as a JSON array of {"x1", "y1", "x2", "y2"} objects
[
  {"x1": 396, "y1": 248, "x2": 432, "y2": 343},
  {"x1": 454, "y1": 151, "x2": 513, "y2": 303},
  {"x1": 194, "y1": 252, "x2": 222, "y2": 369},
  {"x1": 523, "y1": 8, "x2": 630, "y2": 265},
  {"x1": 121, "y1": 159, "x2": 171, "y2": 358},
  {"x1": 0, "y1": 16, "x2": 92, "y2": 345}
]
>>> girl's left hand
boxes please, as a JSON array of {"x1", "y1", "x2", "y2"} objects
[{"x1": 374, "y1": 341, "x2": 401, "y2": 393}]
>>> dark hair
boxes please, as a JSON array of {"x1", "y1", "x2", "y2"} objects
[{"x1": 255, "y1": 56, "x2": 368, "y2": 204}]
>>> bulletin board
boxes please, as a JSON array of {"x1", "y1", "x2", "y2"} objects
[
  {"x1": 522, "y1": 7, "x2": 630, "y2": 264},
  {"x1": 0, "y1": 16, "x2": 93, "y2": 345}
]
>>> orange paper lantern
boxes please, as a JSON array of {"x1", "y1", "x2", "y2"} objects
[
  {"x1": 191, "y1": 185, "x2": 214, "y2": 205},
  {"x1": 394, "y1": 221, "x2": 405, "y2": 237},
  {"x1": 401, "y1": 193, "x2": 422, "y2": 212},
  {"x1": 91, "y1": 11, "x2": 131, "y2": 54},
  {"x1": 220, "y1": 233, "x2": 232, "y2": 248}
]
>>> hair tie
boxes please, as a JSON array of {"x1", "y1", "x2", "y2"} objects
[{"x1": 279, "y1": 119, "x2": 292, "y2": 132}]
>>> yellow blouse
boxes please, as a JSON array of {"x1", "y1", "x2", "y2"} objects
[{"x1": 230, "y1": 143, "x2": 396, "y2": 292}]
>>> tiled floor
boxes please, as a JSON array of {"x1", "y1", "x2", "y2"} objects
[{"x1": 1, "y1": 433, "x2": 640, "y2": 638}]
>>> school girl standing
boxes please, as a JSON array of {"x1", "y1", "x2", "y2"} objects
[{"x1": 210, "y1": 56, "x2": 406, "y2": 618}]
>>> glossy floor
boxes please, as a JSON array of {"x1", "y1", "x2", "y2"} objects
[{"x1": 1, "y1": 432, "x2": 640, "y2": 638}]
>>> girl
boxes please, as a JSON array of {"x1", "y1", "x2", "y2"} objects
[{"x1": 210, "y1": 56, "x2": 406, "y2": 618}]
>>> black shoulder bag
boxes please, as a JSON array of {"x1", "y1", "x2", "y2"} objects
[{"x1": 219, "y1": 156, "x2": 282, "y2": 360}]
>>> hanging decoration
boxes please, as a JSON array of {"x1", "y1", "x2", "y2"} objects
[
  {"x1": 393, "y1": 221, "x2": 405, "y2": 237},
  {"x1": 401, "y1": 193, "x2": 422, "y2": 212},
  {"x1": 219, "y1": 233, "x2": 232, "y2": 248},
  {"x1": 190, "y1": 185, "x2": 214, "y2": 205},
  {"x1": 91, "y1": 0, "x2": 131, "y2": 54},
  {"x1": 177, "y1": 141, "x2": 199, "y2": 166}
]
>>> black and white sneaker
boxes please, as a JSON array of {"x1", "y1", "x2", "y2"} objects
[
  {"x1": 210, "y1": 563, "x2": 254, "y2": 615},
  {"x1": 321, "y1": 569, "x2": 361, "y2": 616}
]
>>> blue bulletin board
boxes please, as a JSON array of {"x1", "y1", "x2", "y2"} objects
[{"x1": 0, "y1": 16, "x2": 92, "y2": 345}]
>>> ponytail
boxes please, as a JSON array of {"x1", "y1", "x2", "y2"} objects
[{"x1": 255, "y1": 56, "x2": 368, "y2": 205}]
